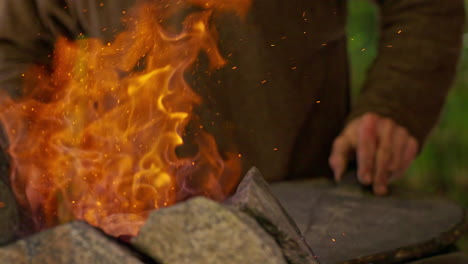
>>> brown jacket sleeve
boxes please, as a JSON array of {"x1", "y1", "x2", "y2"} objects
[
  {"x1": 348, "y1": 0, "x2": 465, "y2": 146},
  {"x1": 0, "y1": 0, "x2": 81, "y2": 98},
  {"x1": 0, "y1": 0, "x2": 130, "y2": 98}
]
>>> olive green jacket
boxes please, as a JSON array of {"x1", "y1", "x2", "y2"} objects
[{"x1": 0, "y1": 0, "x2": 465, "y2": 182}]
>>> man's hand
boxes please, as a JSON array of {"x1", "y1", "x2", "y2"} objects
[{"x1": 329, "y1": 113, "x2": 419, "y2": 195}]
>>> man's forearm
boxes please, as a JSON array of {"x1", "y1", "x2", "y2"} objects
[{"x1": 349, "y1": 0, "x2": 465, "y2": 146}]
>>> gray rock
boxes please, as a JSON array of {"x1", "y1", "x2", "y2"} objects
[
  {"x1": 132, "y1": 196, "x2": 287, "y2": 264},
  {"x1": 226, "y1": 167, "x2": 318, "y2": 264},
  {"x1": 0, "y1": 221, "x2": 144, "y2": 264},
  {"x1": 271, "y1": 178, "x2": 468, "y2": 264}
]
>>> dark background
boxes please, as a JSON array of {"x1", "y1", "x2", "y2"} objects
[{"x1": 347, "y1": 0, "x2": 468, "y2": 252}]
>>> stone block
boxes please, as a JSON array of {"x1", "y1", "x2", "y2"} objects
[
  {"x1": 0, "y1": 221, "x2": 144, "y2": 264},
  {"x1": 226, "y1": 167, "x2": 318, "y2": 264},
  {"x1": 132, "y1": 196, "x2": 287, "y2": 264},
  {"x1": 271, "y1": 178, "x2": 468, "y2": 264}
]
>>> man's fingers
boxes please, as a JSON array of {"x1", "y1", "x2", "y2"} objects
[
  {"x1": 389, "y1": 128, "x2": 407, "y2": 171},
  {"x1": 374, "y1": 119, "x2": 394, "y2": 195},
  {"x1": 333, "y1": 113, "x2": 420, "y2": 195},
  {"x1": 329, "y1": 136, "x2": 354, "y2": 182},
  {"x1": 388, "y1": 128, "x2": 409, "y2": 180},
  {"x1": 402, "y1": 137, "x2": 419, "y2": 172},
  {"x1": 391, "y1": 136, "x2": 418, "y2": 181},
  {"x1": 357, "y1": 114, "x2": 378, "y2": 185}
]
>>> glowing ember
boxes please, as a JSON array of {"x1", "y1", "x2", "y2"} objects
[{"x1": 0, "y1": 0, "x2": 250, "y2": 237}]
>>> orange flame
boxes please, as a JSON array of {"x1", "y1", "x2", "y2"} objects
[{"x1": 0, "y1": 0, "x2": 250, "y2": 237}]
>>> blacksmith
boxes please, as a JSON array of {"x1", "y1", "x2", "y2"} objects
[{"x1": 0, "y1": 0, "x2": 465, "y2": 195}]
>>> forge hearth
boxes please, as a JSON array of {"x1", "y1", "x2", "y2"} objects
[
  {"x1": 0, "y1": 168, "x2": 317, "y2": 264},
  {"x1": 0, "y1": 167, "x2": 467, "y2": 264}
]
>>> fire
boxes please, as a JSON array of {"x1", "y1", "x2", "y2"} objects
[{"x1": 0, "y1": 0, "x2": 250, "y2": 237}]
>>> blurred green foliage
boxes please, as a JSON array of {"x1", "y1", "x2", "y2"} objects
[{"x1": 347, "y1": 0, "x2": 468, "y2": 252}]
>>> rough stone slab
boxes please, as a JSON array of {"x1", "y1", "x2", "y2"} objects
[
  {"x1": 407, "y1": 252, "x2": 468, "y2": 264},
  {"x1": 226, "y1": 167, "x2": 318, "y2": 264},
  {"x1": 271, "y1": 178, "x2": 468, "y2": 264},
  {"x1": 132, "y1": 196, "x2": 287, "y2": 264},
  {"x1": 0, "y1": 221, "x2": 144, "y2": 264}
]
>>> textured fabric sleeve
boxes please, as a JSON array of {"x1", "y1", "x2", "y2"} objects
[{"x1": 348, "y1": 0, "x2": 465, "y2": 146}]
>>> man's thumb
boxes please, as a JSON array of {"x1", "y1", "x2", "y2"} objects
[{"x1": 329, "y1": 135, "x2": 354, "y2": 182}]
